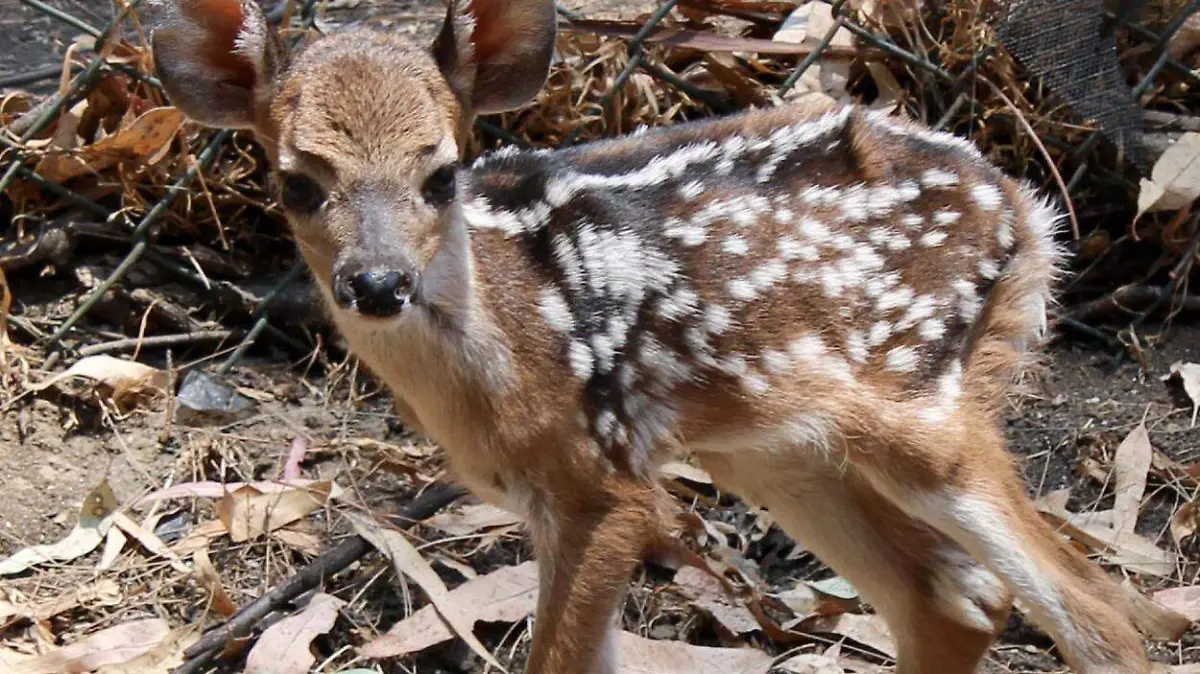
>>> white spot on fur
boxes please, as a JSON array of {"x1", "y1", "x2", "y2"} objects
[
  {"x1": 761, "y1": 349, "x2": 792, "y2": 375},
  {"x1": 970, "y1": 183, "x2": 1004, "y2": 212},
  {"x1": 952, "y1": 279, "x2": 982, "y2": 323},
  {"x1": 538, "y1": 286, "x2": 574, "y2": 333},
  {"x1": 704, "y1": 304, "x2": 732, "y2": 335},
  {"x1": 678, "y1": 180, "x2": 705, "y2": 201},
  {"x1": 568, "y1": 340, "x2": 594, "y2": 379},
  {"x1": 934, "y1": 209, "x2": 962, "y2": 226},
  {"x1": 918, "y1": 317, "x2": 946, "y2": 342},
  {"x1": 979, "y1": 259, "x2": 1000, "y2": 279},
  {"x1": 722, "y1": 235, "x2": 750, "y2": 256},
  {"x1": 868, "y1": 320, "x2": 893, "y2": 347},
  {"x1": 901, "y1": 213, "x2": 925, "y2": 229},
  {"x1": 920, "y1": 230, "x2": 949, "y2": 247},
  {"x1": 921, "y1": 168, "x2": 959, "y2": 188},
  {"x1": 885, "y1": 345, "x2": 920, "y2": 372},
  {"x1": 845, "y1": 330, "x2": 868, "y2": 364}
]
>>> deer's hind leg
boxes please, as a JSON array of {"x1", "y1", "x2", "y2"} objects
[
  {"x1": 696, "y1": 449, "x2": 1012, "y2": 674},
  {"x1": 849, "y1": 414, "x2": 1150, "y2": 674}
]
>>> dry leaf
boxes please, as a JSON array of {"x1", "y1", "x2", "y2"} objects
[
  {"x1": 563, "y1": 18, "x2": 857, "y2": 56},
  {"x1": 1153, "y1": 585, "x2": 1200, "y2": 623},
  {"x1": 34, "y1": 107, "x2": 184, "y2": 183},
  {"x1": 95, "y1": 627, "x2": 199, "y2": 674},
  {"x1": 137, "y1": 478, "x2": 341, "y2": 506},
  {"x1": 1113, "y1": 423, "x2": 1153, "y2": 536},
  {"x1": 272, "y1": 524, "x2": 325, "y2": 556},
  {"x1": 244, "y1": 593, "x2": 345, "y2": 674},
  {"x1": 424, "y1": 503, "x2": 524, "y2": 537},
  {"x1": 12, "y1": 618, "x2": 171, "y2": 674},
  {"x1": 673, "y1": 566, "x2": 760, "y2": 635},
  {"x1": 216, "y1": 482, "x2": 332, "y2": 543},
  {"x1": 26, "y1": 355, "x2": 168, "y2": 404},
  {"x1": 1121, "y1": 580, "x2": 1193, "y2": 641},
  {"x1": 112, "y1": 511, "x2": 191, "y2": 573},
  {"x1": 169, "y1": 519, "x2": 227, "y2": 556},
  {"x1": 1167, "y1": 10, "x2": 1200, "y2": 61},
  {"x1": 1137, "y1": 132, "x2": 1200, "y2": 216},
  {"x1": 98, "y1": 524, "x2": 128, "y2": 571},
  {"x1": 806, "y1": 576, "x2": 859, "y2": 601},
  {"x1": 349, "y1": 513, "x2": 507, "y2": 671},
  {"x1": 615, "y1": 631, "x2": 773, "y2": 673},
  {"x1": 776, "y1": 652, "x2": 845, "y2": 673},
  {"x1": 193, "y1": 547, "x2": 238, "y2": 618},
  {"x1": 823, "y1": 613, "x2": 896, "y2": 658},
  {"x1": 1171, "y1": 500, "x2": 1198, "y2": 545},
  {"x1": 1165, "y1": 362, "x2": 1200, "y2": 426},
  {"x1": 361, "y1": 561, "x2": 538, "y2": 658},
  {"x1": 0, "y1": 478, "x2": 118, "y2": 575}
]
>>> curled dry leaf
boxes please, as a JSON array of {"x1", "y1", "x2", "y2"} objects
[
  {"x1": 215, "y1": 481, "x2": 334, "y2": 543},
  {"x1": 361, "y1": 561, "x2": 538, "y2": 659},
  {"x1": 349, "y1": 513, "x2": 506, "y2": 671},
  {"x1": 776, "y1": 652, "x2": 845, "y2": 673},
  {"x1": 12, "y1": 618, "x2": 171, "y2": 674},
  {"x1": 94, "y1": 627, "x2": 200, "y2": 674},
  {"x1": 193, "y1": 547, "x2": 238, "y2": 618},
  {"x1": 673, "y1": 565, "x2": 761, "y2": 636},
  {"x1": 112, "y1": 511, "x2": 191, "y2": 573},
  {"x1": 137, "y1": 477, "x2": 342, "y2": 507},
  {"x1": 244, "y1": 593, "x2": 345, "y2": 674},
  {"x1": 1171, "y1": 500, "x2": 1198, "y2": 545},
  {"x1": 25, "y1": 354, "x2": 168, "y2": 405},
  {"x1": 615, "y1": 630, "x2": 773, "y2": 673},
  {"x1": 660, "y1": 461, "x2": 713, "y2": 485},
  {"x1": 1137, "y1": 132, "x2": 1200, "y2": 217},
  {"x1": 1036, "y1": 488, "x2": 1176, "y2": 578},
  {"x1": 33, "y1": 107, "x2": 184, "y2": 183},
  {"x1": 1113, "y1": 422, "x2": 1153, "y2": 536},
  {"x1": 424, "y1": 502, "x2": 524, "y2": 537},
  {"x1": 816, "y1": 613, "x2": 896, "y2": 658},
  {"x1": 0, "y1": 478, "x2": 118, "y2": 575}
]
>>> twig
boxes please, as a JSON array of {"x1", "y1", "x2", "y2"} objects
[
  {"x1": 77, "y1": 330, "x2": 238, "y2": 357},
  {"x1": 977, "y1": 77, "x2": 1081, "y2": 240},
  {"x1": 172, "y1": 482, "x2": 468, "y2": 674}
]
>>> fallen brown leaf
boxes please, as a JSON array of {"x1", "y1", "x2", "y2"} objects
[
  {"x1": 562, "y1": 18, "x2": 858, "y2": 57},
  {"x1": 361, "y1": 560, "x2": 538, "y2": 659},
  {"x1": 1171, "y1": 500, "x2": 1198, "y2": 546},
  {"x1": 244, "y1": 593, "x2": 345, "y2": 674},
  {"x1": 424, "y1": 502, "x2": 524, "y2": 537},
  {"x1": 1121, "y1": 579, "x2": 1193, "y2": 641},
  {"x1": 776, "y1": 652, "x2": 845, "y2": 673},
  {"x1": 615, "y1": 630, "x2": 774, "y2": 673},
  {"x1": 34, "y1": 106, "x2": 184, "y2": 183},
  {"x1": 1113, "y1": 422, "x2": 1153, "y2": 536},
  {"x1": 25, "y1": 354, "x2": 168, "y2": 405},
  {"x1": 1138, "y1": 132, "x2": 1200, "y2": 217},
  {"x1": 94, "y1": 627, "x2": 200, "y2": 674},
  {"x1": 673, "y1": 565, "x2": 760, "y2": 636},
  {"x1": 12, "y1": 618, "x2": 171, "y2": 674},
  {"x1": 349, "y1": 513, "x2": 507, "y2": 671},
  {"x1": 193, "y1": 546, "x2": 238, "y2": 618},
  {"x1": 112, "y1": 511, "x2": 191, "y2": 573},
  {"x1": 216, "y1": 482, "x2": 332, "y2": 543},
  {"x1": 1165, "y1": 362, "x2": 1200, "y2": 426},
  {"x1": 1153, "y1": 585, "x2": 1200, "y2": 623}
]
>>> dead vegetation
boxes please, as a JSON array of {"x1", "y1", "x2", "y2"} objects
[{"x1": 1, "y1": 0, "x2": 1200, "y2": 672}]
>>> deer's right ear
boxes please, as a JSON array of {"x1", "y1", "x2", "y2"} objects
[{"x1": 149, "y1": 0, "x2": 282, "y2": 130}]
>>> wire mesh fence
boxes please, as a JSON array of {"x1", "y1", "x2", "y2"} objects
[{"x1": 1, "y1": 0, "x2": 1199, "y2": 379}]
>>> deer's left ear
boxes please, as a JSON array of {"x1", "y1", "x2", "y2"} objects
[{"x1": 432, "y1": 0, "x2": 558, "y2": 116}]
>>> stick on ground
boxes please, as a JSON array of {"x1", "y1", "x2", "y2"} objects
[{"x1": 173, "y1": 482, "x2": 468, "y2": 674}]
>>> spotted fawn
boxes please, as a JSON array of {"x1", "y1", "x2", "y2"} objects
[{"x1": 149, "y1": 0, "x2": 1151, "y2": 672}]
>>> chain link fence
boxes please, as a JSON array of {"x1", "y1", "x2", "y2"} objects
[{"x1": 1, "y1": 0, "x2": 1199, "y2": 376}]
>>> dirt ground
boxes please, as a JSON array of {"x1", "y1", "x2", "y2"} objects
[{"x1": 2, "y1": 1, "x2": 1200, "y2": 673}]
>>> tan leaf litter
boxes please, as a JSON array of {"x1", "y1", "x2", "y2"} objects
[
  {"x1": 673, "y1": 565, "x2": 761, "y2": 636},
  {"x1": 215, "y1": 481, "x2": 333, "y2": 543},
  {"x1": 1137, "y1": 132, "x2": 1200, "y2": 216},
  {"x1": 1153, "y1": 585, "x2": 1200, "y2": 623},
  {"x1": 1113, "y1": 422, "x2": 1153, "y2": 536},
  {"x1": 193, "y1": 546, "x2": 238, "y2": 618},
  {"x1": 34, "y1": 106, "x2": 184, "y2": 183},
  {"x1": 25, "y1": 354, "x2": 168, "y2": 402},
  {"x1": 0, "y1": 477, "x2": 118, "y2": 575},
  {"x1": 362, "y1": 560, "x2": 538, "y2": 658},
  {"x1": 424, "y1": 502, "x2": 524, "y2": 537},
  {"x1": 776, "y1": 652, "x2": 845, "y2": 674},
  {"x1": 349, "y1": 512, "x2": 507, "y2": 671},
  {"x1": 12, "y1": 618, "x2": 171, "y2": 674},
  {"x1": 111, "y1": 511, "x2": 191, "y2": 573},
  {"x1": 94, "y1": 627, "x2": 200, "y2": 674},
  {"x1": 1120, "y1": 579, "x2": 1193, "y2": 641},
  {"x1": 1171, "y1": 500, "x2": 1198, "y2": 545},
  {"x1": 244, "y1": 593, "x2": 345, "y2": 674},
  {"x1": 615, "y1": 630, "x2": 774, "y2": 673}
]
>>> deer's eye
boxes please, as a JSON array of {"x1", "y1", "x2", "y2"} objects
[
  {"x1": 421, "y1": 165, "x2": 457, "y2": 207},
  {"x1": 279, "y1": 173, "x2": 326, "y2": 214}
]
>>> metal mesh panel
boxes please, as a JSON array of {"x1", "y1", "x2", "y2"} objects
[{"x1": 994, "y1": 0, "x2": 1151, "y2": 172}]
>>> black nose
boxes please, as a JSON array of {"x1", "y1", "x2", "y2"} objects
[{"x1": 333, "y1": 269, "x2": 414, "y2": 317}]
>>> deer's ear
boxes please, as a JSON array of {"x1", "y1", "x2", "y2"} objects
[
  {"x1": 432, "y1": 0, "x2": 557, "y2": 116},
  {"x1": 149, "y1": 0, "x2": 283, "y2": 129}
]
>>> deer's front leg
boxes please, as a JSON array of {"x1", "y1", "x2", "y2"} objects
[{"x1": 524, "y1": 474, "x2": 665, "y2": 674}]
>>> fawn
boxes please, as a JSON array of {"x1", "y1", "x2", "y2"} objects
[{"x1": 149, "y1": 0, "x2": 1152, "y2": 672}]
